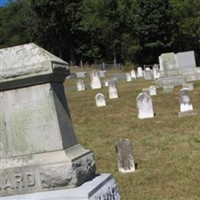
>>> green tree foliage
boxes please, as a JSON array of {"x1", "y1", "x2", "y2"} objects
[
  {"x1": 0, "y1": 0, "x2": 36, "y2": 48},
  {"x1": 170, "y1": 0, "x2": 200, "y2": 63},
  {"x1": 0, "y1": 0, "x2": 200, "y2": 65}
]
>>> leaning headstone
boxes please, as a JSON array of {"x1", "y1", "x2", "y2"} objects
[
  {"x1": 137, "y1": 67, "x2": 143, "y2": 78},
  {"x1": 178, "y1": 89, "x2": 196, "y2": 117},
  {"x1": 76, "y1": 79, "x2": 86, "y2": 91},
  {"x1": 149, "y1": 86, "x2": 157, "y2": 96},
  {"x1": 0, "y1": 43, "x2": 120, "y2": 199},
  {"x1": 136, "y1": 92, "x2": 154, "y2": 119},
  {"x1": 90, "y1": 71, "x2": 102, "y2": 89},
  {"x1": 95, "y1": 93, "x2": 106, "y2": 107},
  {"x1": 126, "y1": 73, "x2": 132, "y2": 82},
  {"x1": 182, "y1": 83, "x2": 194, "y2": 91},
  {"x1": 130, "y1": 69, "x2": 136, "y2": 79},
  {"x1": 115, "y1": 139, "x2": 136, "y2": 173},
  {"x1": 108, "y1": 80, "x2": 118, "y2": 99},
  {"x1": 156, "y1": 52, "x2": 185, "y2": 88}
]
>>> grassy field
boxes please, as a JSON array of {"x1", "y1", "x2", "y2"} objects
[{"x1": 64, "y1": 68, "x2": 200, "y2": 200}]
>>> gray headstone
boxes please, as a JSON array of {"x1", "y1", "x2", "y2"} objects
[
  {"x1": 0, "y1": 43, "x2": 96, "y2": 197},
  {"x1": 95, "y1": 93, "x2": 106, "y2": 107},
  {"x1": 136, "y1": 92, "x2": 154, "y2": 119},
  {"x1": 144, "y1": 70, "x2": 153, "y2": 80},
  {"x1": 176, "y1": 51, "x2": 200, "y2": 81},
  {"x1": 115, "y1": 139, "x2": 135, "y2": 173},
  {"x1": 112, "y1": 73, "x2": 126, "y2": 80}
]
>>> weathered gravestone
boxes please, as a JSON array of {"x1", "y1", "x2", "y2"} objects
[
  {"x1": 144, "y1": 70, "x2": 153, "y2": 80},
  {"x1": 0, "y1": 43, "x2": 120, "y2": 199},
  {"x1": 104, "y1": 79, "x2": 109, "y2": 87},
  {"x1": 108, "y1": 80, "x2": 118, "y2": 99},
  {"x1": 130, "y1": 69, "x2": 136, "y2": 79},
  {"x1": 136, "y1": 92, "x2": 154, "y2": 119},
  {"x1": 178, "y1": 89, "x2": 196, "y2": 117},
  {"x1": 153, "y1": 64, "x2": 160, "y2": 79},
  {"x1": 126, "y1": 73, "x2": 132, "y2": 82},
  {"x1": 76, "y1": 79, "x2": 86, "y2": 91},
  {"x1": 90, "y1": 71, "x2": 102, "y2": 89},
  {"x1": 95, "y1": 93, "x2": 106, "y2": 107},
  {"x1": 115, "y1": 139, "x2": 135, "y2": 173},
  {"x1": 156, "y1": 52, "x2": 186, "y2": 88},
  {"x1": 149, "y1": 86, "x2": 157, "y2": 96},
  {"x1": 99, "y1": 70, "x2": 106, "y2": 78},
  {"x1": 137, "y1": 67, "x2": 143, "y2": 78}
]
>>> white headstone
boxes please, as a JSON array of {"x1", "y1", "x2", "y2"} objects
[
  {"x1": 126, "y1": 73, "x2": 132, "y2": 82},
  {"x1": 104, "y1": 79, "x2": 109, "y2": 87},
  {"x1": 137, "y1": 67, "x2": 143, "y2": 78},
  {"x1": 95, "y1": 93, "x2": 106, "y2": 107},
  {"x1": 136, "y1": 92, "x2": 154, "y2": 119},
  {"x1": 179, "y1": 89, "x2": 193, "y2": 112},
  {"x1": 90, "y1": 71, "x2": 102, "y2": 89},
  {"x1": 76, "y1": 80, "x2": 86, "y2": 91},
  {"x1": 108, "y1": 80, "x2": 118, "y2": 99},
  {"x1": 130, "y1": 69, "x2": 136, "y2": 79},
  {"x1": 149, "y1": 86, "x2": 157, "y2": 96},
  {"x1": 76, "y1": 71, "x2": 86, "y2": 78},
  {"x1": 153, "y1": 64, "x2": 160, "y2": 79},
  {"x1": 99, "y1": 70, "x2": 106, "y2": 78},
  {"x1": 144, "y1": 70, "x2": 153, "y2": 80}
]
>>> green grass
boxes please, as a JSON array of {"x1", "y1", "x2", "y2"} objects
[{"x1": 64, "y1": 69, "x2": 200, "y2": 200}]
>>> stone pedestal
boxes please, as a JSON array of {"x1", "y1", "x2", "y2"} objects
[
  {"x1": 0, "y1": 43, "x2": 96, "y2": 197},
  {"x1": 1, "y1": 174, "x2": 120, "y2": 200}
]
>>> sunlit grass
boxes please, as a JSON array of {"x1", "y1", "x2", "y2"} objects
[{"x1": 64, "y1": 69, "x2": 200, "y2": 200}]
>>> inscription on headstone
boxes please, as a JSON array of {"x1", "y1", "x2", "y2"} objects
[{"x1": 115, "y1": 139, "x2": 135, "y2": 173}]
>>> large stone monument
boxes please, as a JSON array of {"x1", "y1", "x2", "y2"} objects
[
  {"x1": 0, "y1": 43, "x2": 120, "y2": 199},
  {"x1": 176, "y1": 50, "x2": 200, "y2": 82},
  {"x1": 156, "y1": 52, "x2": 186, "y2": 87}
]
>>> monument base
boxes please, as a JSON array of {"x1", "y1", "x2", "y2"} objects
[
  {"x1": 178, "y1": 110, "x2": 197, "y2": 117},
  {"x1": 1, "y1": 174, "x2": 120, "y2": 200},
  {"x1": 156, "y1": 76, "x2": 186, "y2": 88}
]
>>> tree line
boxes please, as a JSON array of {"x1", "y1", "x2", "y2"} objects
[{"x1": 0, "y1": 0, "x2": 200, "y2": 66}]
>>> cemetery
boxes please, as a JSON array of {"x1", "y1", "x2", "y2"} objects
[
  {"x1": 65, "y1": 65, "x2": 200, "y2": 199},
  {"x1": 1, "y1": 44, "x2": 200, "y2": 200}
]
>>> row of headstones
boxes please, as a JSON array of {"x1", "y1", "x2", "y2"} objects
[
  {"x1": 137, "y1": 87, "x2": 196, "y2": 119},
  {"x1": 76, "y1": 65, "x2": 160, "y2": 82}
]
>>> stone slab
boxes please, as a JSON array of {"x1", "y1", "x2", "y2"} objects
[
  {"x1": 156, "y1": 76, "x2": 186, "y2": 88},
  {"x1": 178, "y1": 110, "x2": 197, "y2": 117},
  {"x1": 1, "y1": 174, "x2": 120, "y2": 200}
]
